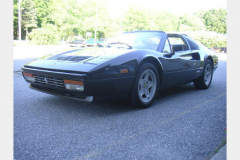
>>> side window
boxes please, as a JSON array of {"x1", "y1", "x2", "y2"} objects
[
  {"x1": 168, "y1": 37, "x2": 185, "y2": 45},
  {"x1": 168, "y1": 36, "x2": 189, "y2": 52},
  {"x1": 184, "y1": 36, "x2": 200, "y2": 50},
  {"x1": 163, "y1": 38, "x2": 171, "y2": 53}
]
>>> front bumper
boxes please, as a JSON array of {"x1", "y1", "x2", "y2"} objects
[{"x1": 22, "y1": 67, "x2": 134, "y2": 102}]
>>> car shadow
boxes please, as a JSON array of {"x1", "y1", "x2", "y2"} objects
[
  {"x1": 42, "y1": 95, "x2": 137, "y2": 117},
  {"x1": 158, "y1": 83, "x2": 197, "y2": 99},
  {"x1": 40, "y1": 83, "x2": 199, "y2": 117}
]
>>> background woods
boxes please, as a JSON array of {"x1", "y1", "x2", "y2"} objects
[{"x1": 13, "y1": 0, "x2": 227, "y2": 48}]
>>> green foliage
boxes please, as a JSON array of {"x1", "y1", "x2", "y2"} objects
[
  {"x1": 13, "y1": 0, "x2": 227, "y2": 45},
  {"x1": 22, "y1": 0, "x2": 38, "y2": 29},
  {"x1": 123, "y1": 6, "x2": 149, "y2": 31},
  {"x1": 28, "y1": 24, "x2": 60, "y2": 45},
  {"x1": 195, "y1": 9, "x2": 227, "y2": 34},
  {"x1": 179, "y1": 15, "x2": 205, "y2": 31},
  {"x1": 122, "y1": 7, "x2": 179, "y2": 32},
  {"x1": 154, "y1": 11, "x2": 179, "y2": 32},
  {"x1": 13, "y1": 0, "x2": 19, "y2": 39},
  {"x1": 13, "y1": 0, "x2": 19, "y2": 28},
  {"x1": 184, "y1": 31, "x2": 227, "y2": 48},
  {"x1": 32, "y1": 0, "x2": 53, "y2": 27}
]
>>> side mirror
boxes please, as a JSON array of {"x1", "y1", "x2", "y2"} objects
[{"x1": 164, "y1": 52, "x2": 174, "y2": 58}]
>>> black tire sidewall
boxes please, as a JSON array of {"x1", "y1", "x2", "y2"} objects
[{"x1": 194, "y1": 59, "x2": 213, "y2": 89}]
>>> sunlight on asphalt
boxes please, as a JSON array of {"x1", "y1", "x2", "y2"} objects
[
  {"x1": 80, "y1": 93, "x2": 226, "y2": 160},
  {"x1": 216, "y1": 53, "x2": 227, "y2": 61}
]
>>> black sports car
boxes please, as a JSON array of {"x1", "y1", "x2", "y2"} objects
[{"x1": 22, "y1": 31, "x2": 218, "y2": 108}]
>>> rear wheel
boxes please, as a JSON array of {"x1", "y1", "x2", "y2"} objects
[
  {"x1": 194, "y1": 59, "x2": 213, "y2": 89},
  {"x1": 130, "y1": 63, "x2": 159, "y2": 109}
]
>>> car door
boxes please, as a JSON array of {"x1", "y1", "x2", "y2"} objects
[
  {"x1": 181, "y1": 35, "x2": 202, "y2": 79},
  {"x1": 162, "y1": 34, "x2": 197, "y2": 88}
]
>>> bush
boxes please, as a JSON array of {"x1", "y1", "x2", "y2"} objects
[
  {"x1": 184, "y1": 31, "x2": 227, "y2": 48},
  {"x1": 28, "y1": 24, "x2": 60, "y2": 45}
]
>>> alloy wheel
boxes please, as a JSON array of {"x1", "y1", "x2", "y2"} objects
[{"x1": 138, "y1": 69, "x2": 157, "y2": 103}]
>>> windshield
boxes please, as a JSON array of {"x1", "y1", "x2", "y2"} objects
[{"x1": 108, "y1": 32, "x2": 163, "y2": 51}]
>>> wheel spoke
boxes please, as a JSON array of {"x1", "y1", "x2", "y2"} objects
[
  {"x1": 140, "y1": 90, "x2": 145, "y2": 97},
  {"x1": 148, "y1": 81, "x2": 153, "y2": 88},
  {"x1": 145, "y1": 89, "x2": 150, "y2": 98},
  {"x1": 144, "y1": 73, "x2": 149, "y2": 81}
]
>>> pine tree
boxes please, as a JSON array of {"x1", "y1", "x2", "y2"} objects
[{"x1": 22, "y1": 0, "x2": 37, "y2": 40}]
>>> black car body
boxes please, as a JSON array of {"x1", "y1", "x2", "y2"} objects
[{"x1": 22, "y1": 31, "x2": 218, "y2": 108}]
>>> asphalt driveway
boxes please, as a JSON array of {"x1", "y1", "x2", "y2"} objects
[{"x1": 14, "y1": 45, "x2": 226, "y2": 160}]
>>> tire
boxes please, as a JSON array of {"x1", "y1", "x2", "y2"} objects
[
  {"x1": 194, "y1": 59, "x2": 213, "y2": 89},
  {"x1": 130, "y1": 63, "x2": 159, "y2": 109}
]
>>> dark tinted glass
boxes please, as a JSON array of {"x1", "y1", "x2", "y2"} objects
[{"x1": 184, "y1": 36, "x2": 200, "y2": 50}]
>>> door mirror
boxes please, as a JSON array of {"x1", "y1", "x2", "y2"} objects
[{"x1": 164, "y1": 52, "x2": 174, "y2": 58}]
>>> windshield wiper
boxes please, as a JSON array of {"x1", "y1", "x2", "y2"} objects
[{"x1": 108, "y1": 42, "x2": 132, "y2": 49}]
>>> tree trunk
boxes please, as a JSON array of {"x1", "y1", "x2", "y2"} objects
[{"x1": 25, "y1": 28, "x2": 28, "y2": 41}]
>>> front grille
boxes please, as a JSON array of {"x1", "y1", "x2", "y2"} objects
[{"x1": 33, "y1": 75, "x2": 65, "y2": 88}]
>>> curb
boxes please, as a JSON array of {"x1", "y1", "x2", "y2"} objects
[{"x1": 210, "y1": 144, "x2": 226, "y2": 160}]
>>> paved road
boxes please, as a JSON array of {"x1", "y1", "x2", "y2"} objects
[{"x1": 14, "y1": 46, "x2": 226, "y2": 160}]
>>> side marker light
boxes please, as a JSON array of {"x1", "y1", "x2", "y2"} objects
[{"x1": 120, "y1": 69, "x2": 129, "y2": 74}]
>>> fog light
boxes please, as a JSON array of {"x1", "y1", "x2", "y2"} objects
[
  {"x1": 23, "y1": 72, "x2": 35, "y2": 82},
  {"x1": 64, "y1": 80, "x2": 84, "y2": 91}
]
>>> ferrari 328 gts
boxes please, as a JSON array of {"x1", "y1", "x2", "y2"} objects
[{"x1": 22, "y1": 31, "x2": 218, "y2": 108}]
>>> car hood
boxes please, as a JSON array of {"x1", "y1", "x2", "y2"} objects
[{"x1": 24, "y1": 48, "x2": 135, "y2": 73}]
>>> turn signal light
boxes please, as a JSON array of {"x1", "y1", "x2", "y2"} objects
[
  {"x1": 64, "y1": 80, "x2": 84, "y2": 85},
  {"x1": 23, "y1": 72, "x2": 35, "y2": 82},
  {"x1": 120, "y1": 69, "x2": 129, "y2": 73},
  {"x1": 23, "y1": 72, "x2": 33, "y2": 77}
]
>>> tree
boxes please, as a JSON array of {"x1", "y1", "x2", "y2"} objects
[
  {"x1": 32, "y1": 0, "x2": 54, "y2": 28},
  {"x1": 194, "y1": 10, "x2": 206, "y2": 22},
  {"x1": 185, "y1": 31, "x2": 227, "y2": 48},
  {"x1": 153, "y1": 11, "x2": 179, "y2": 32},
  {"x1": 28, "y1": 24, "x2": 60, "y2": 44},
  {"x1": 13, "y1": 0, "x2": 19, "y2": 39},
  {"x1": 123, "y1": 6, "x2": 149, "y2": 31},
  {"x1": 179, "y1": 15, "x2": 206, "y2": 31},
  {"x1": 22, "y1": 0, "x2": 38, "y2": 40},
  {"x1": 195, "y1": 9, "x2": 227, "y2": 34}
]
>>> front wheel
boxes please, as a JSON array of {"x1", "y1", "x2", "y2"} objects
[
  {"x1": 194, "y1": 59, "x2": 213, "y2": 89},
  {"x1": 130, "y1": 63, "x2": 159, "y2": 109}
]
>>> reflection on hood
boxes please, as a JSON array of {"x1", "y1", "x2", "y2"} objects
[{"x1": 43, "y1": 47, "x2": 134, "y2": 64}]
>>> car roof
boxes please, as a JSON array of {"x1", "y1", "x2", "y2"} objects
[{"x1": 167, "y1": 32, "x2": 189, "y2": 37}]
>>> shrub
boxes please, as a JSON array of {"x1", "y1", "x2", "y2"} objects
[
  {"x1": 28, "y1": 24, "x2": 60, "y2": 45},
  {"x1": 184, "y1": 31, "x2": 227, "y2": 48}
]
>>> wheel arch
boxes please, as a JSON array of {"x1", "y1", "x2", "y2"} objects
[
  {"x1": 206, "y1": 55, "x2": 214, "y2": 66},
  {"x1": 136, "y1": 56, "x2": 164, "y2": 86}
]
